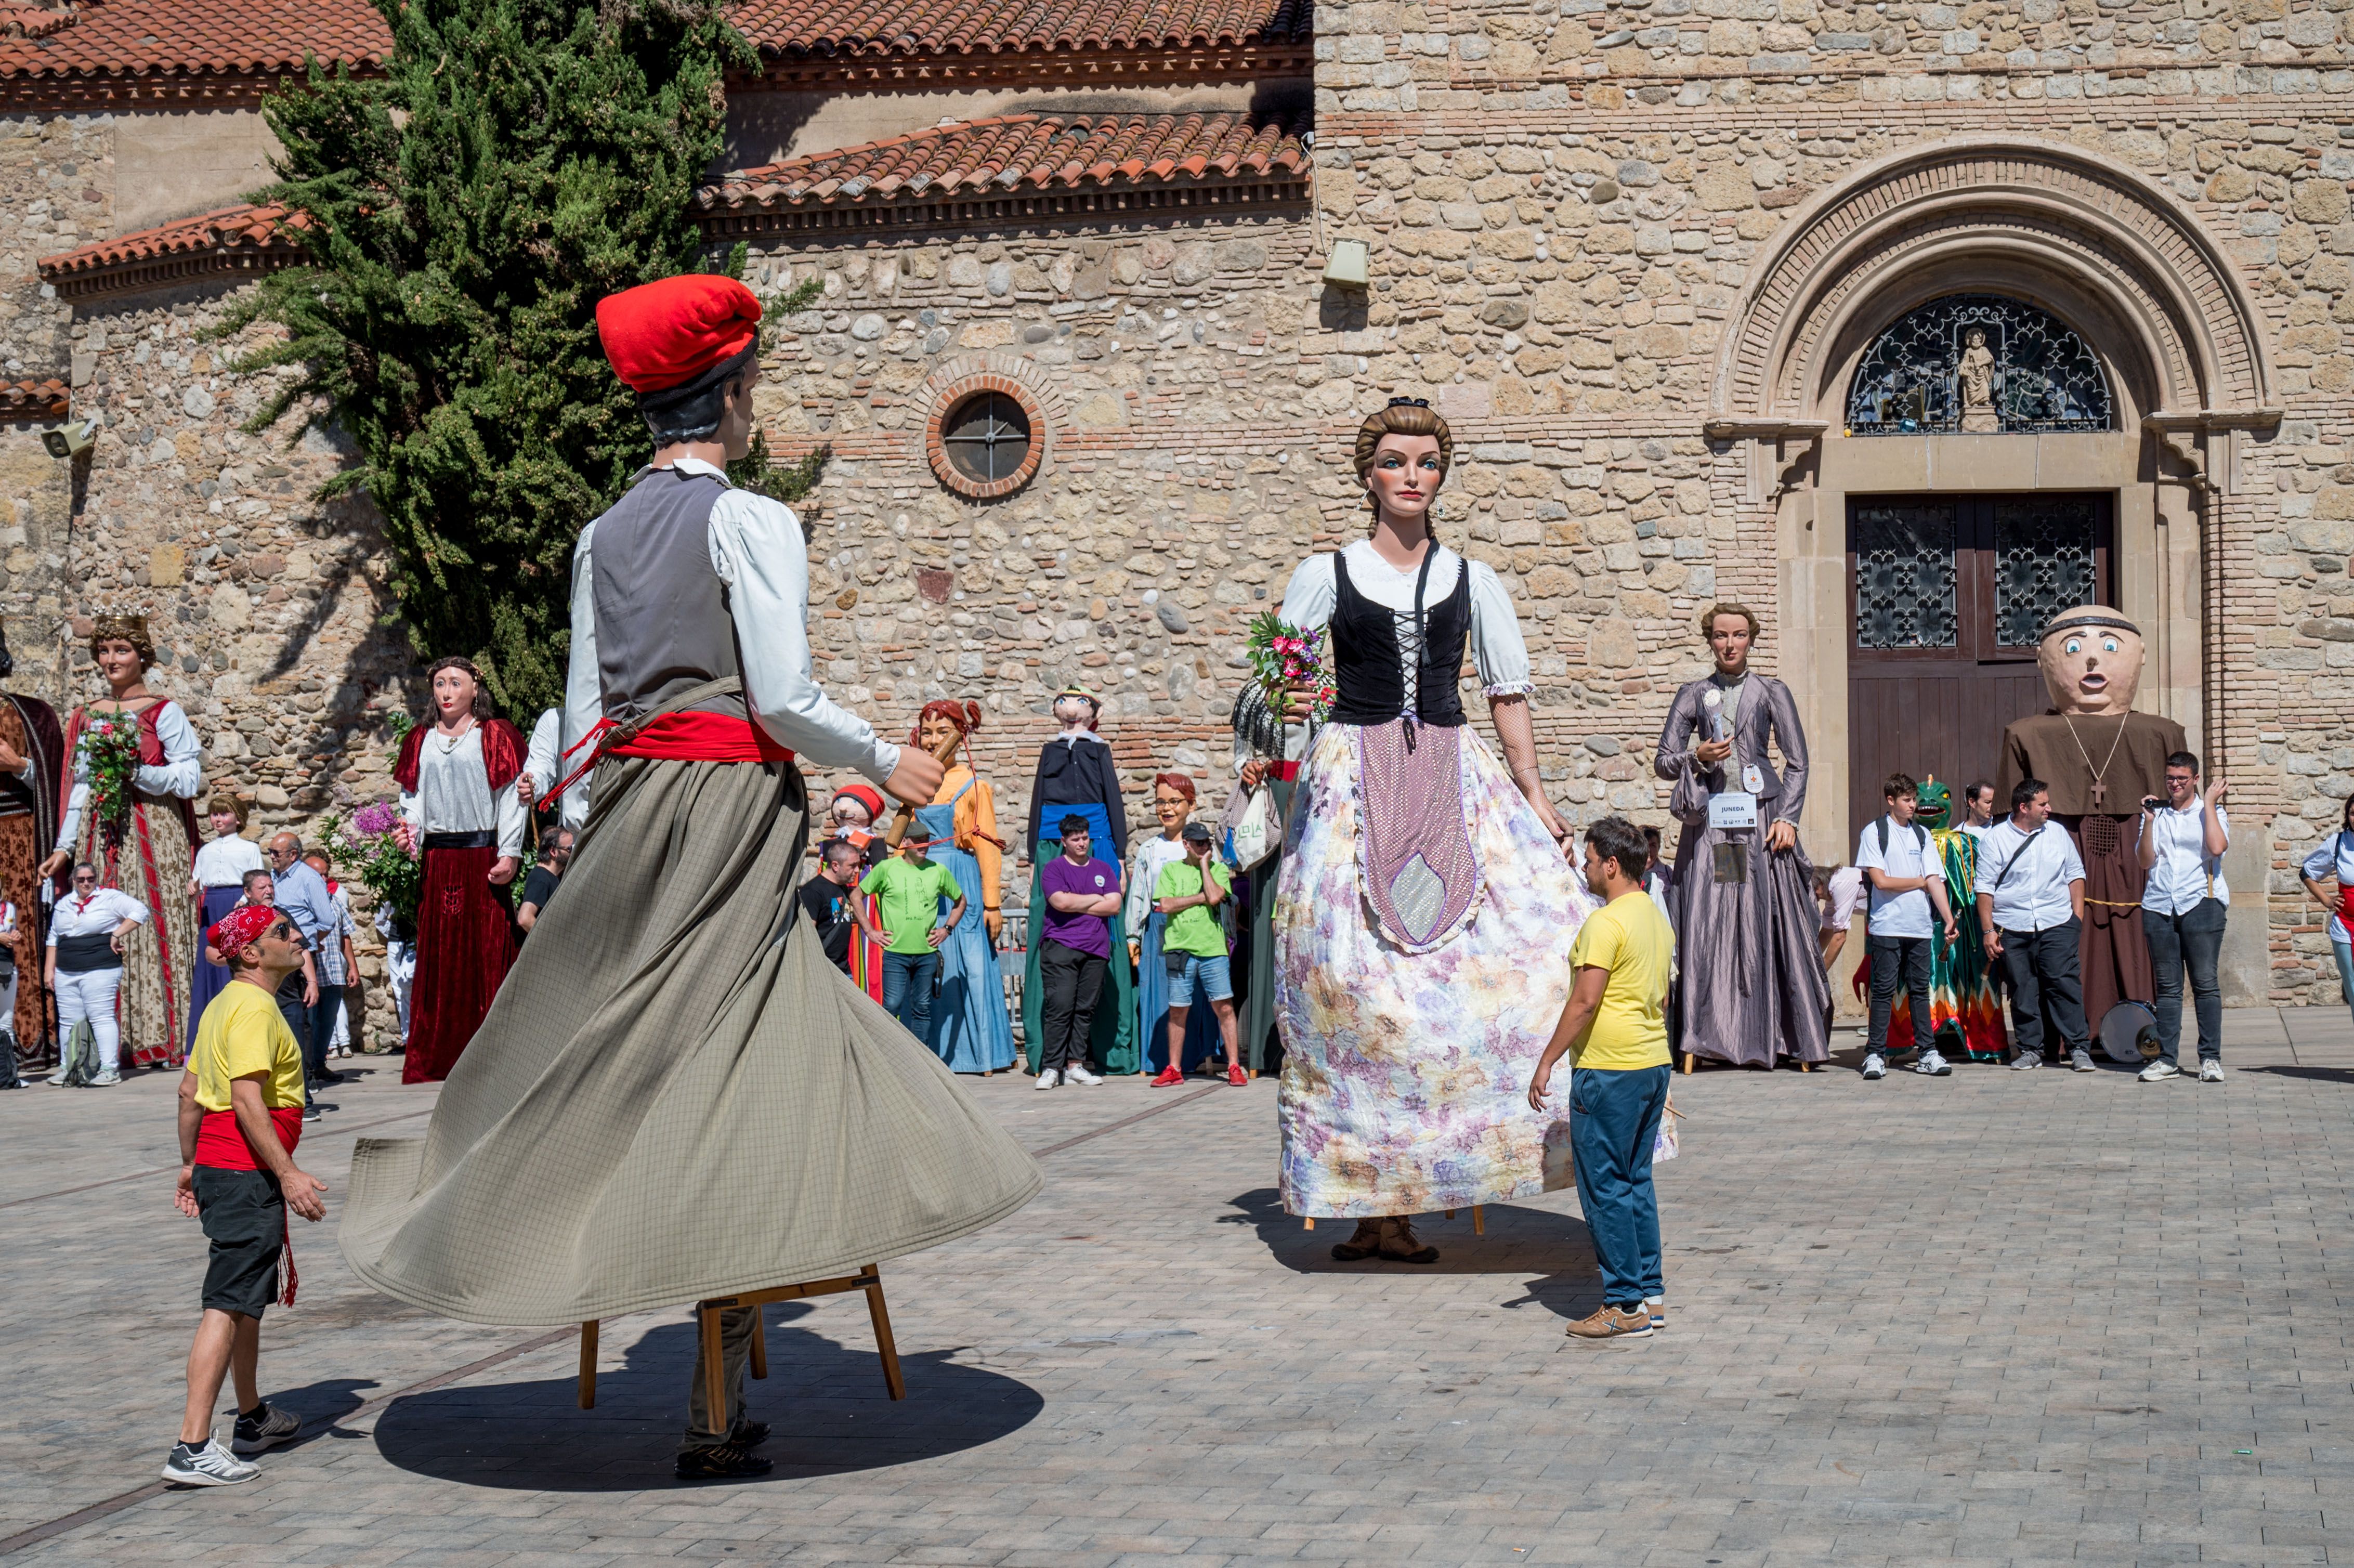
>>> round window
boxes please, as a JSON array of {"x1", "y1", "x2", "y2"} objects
[{"x1": 940, "y1": 392, "x2": 1032, "y2": 485}]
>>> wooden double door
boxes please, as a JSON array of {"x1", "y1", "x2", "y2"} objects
[{"x1": 1844, "y1": 492, "x2": 2113, "y2": 841}]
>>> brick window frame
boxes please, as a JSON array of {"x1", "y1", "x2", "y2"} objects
[{"x1": 926, "y1": 374, "x2": 1045, "y2": 500}]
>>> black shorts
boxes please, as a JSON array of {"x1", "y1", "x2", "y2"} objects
[{"x1": 194, "y1": 1167, "x2": 284, "y2": 1318}]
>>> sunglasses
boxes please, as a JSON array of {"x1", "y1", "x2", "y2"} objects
[{"x1": 1386, "y1": 397, "x2": 1430, "y2": 409}]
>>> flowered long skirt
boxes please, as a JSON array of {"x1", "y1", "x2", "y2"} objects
[
  {"x1": 75, "y1": 790, "x2": 197, "y2": 1069},
  {"x1": 1275, "y1": 721, "x2": 1597, "y2": 1218}
]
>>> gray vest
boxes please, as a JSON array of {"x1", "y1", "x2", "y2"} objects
[{"x1": 591, "y1": 467, "x2": 745, "y2": 724}]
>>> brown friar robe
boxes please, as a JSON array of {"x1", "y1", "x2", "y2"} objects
[{"x1": 1996, "y1": 709, "x2": 2188, "y2": 1035}]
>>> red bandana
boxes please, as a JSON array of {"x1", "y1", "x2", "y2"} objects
[
  {"x1": 595, "y1": 275, "x2": 762, "y2": 393},
  {"x1": 832, "y1": 784, "x2": 885, "y2": 822},
  {"x1": 208, "y1": 904, "x2": 280, "y2": 961}
]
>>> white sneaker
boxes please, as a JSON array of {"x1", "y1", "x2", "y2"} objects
[
  {"x1": 1914, "y1": 1050, "x2": 1952, "y2": 1076},
  {"x1": 1860, "y1": 1053, "x2": 1886, "y2": 1080},
  {"x1": 44, "y1": 1070, "x2": 68, "y2": 1086},
  {"x1": 161, "y1": 1437, "x2": 259, "y2": 1486},
  {"x1": 1033, "y1": 1069, "x2": 1060, "y2": 1091},
  {"x1": 90, "y1": 1069, "x2": 121, "y2": 1086},
  {"x1": 2139, "y1": 1060, "x2": 2181, "y2": 1082},
  {"x1": 1063, "y1": 1064, "x2": 1104, "y2": 1086},
  {"x1": 2200, "y1": 1059, "x2": 2225, "y2": 1083}
]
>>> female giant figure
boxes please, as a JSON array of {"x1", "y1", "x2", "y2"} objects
[{"x1": 1274, "y1": 399, "x2": 1596, "y2": 1266}]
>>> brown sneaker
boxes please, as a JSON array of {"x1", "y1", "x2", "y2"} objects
[
  {"x1": 1376, "y1": 1217, "x2": 1439, "y2": 1264},
  {"x1": 1564, "y1": 1304, "x2": 1654, "y2": 1341},
  {"x1": 1329, "y1": 1220, "x2": 1383, "y2": 1261}
]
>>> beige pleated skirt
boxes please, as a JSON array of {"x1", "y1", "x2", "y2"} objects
[{"x1": 340, "y1": 752, "x2": 1041, "y2": 1326}]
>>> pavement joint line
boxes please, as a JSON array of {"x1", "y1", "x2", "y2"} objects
[
  {"x1": 0, "y1": 1104, "x2": 435, "y2": 1211},
  {"x1": 0, "y1": 1077, "x2": 1223, "y2": 1558},
  {"x1": 1024, "y1": 1082, "x2": 1225, "y2": 1156}
]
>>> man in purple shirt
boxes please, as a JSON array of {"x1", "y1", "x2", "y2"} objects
[{"x1": 1036, "y1": 816, "x2": 1121, "y2": 1090}]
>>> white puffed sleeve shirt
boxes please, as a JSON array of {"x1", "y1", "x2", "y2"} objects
[
  {"x1": 399, "y1": 725, "x2": 529, "y2": 860},
  {"x1": 1276, "y1": 541, "x2": 1536, "y2": 701},
  {"x1": 53, "y1": 699, "x2": 204, "y2": 853},
  {"x1": 563, "y1": 459, "x2": 899, "y2": 809}
]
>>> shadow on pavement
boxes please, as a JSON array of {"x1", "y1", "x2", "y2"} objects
[
  {"x1": 1223, "y1": 1186, "x2": 1601, "y2": 1314},
  {"x1": 372, "y1": 1304, "x2": 1042, "y2": 1489},
  {"x1": 2239, "y1": 1063, "x2": 2354, "y2": 1086}
]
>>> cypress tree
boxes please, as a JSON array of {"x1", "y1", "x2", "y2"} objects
[{"x1": 225, "y1": 0, "x2": 755, "y2": 718}]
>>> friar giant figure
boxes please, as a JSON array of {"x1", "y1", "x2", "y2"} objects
[
  {"x1": 1995, "y1": 606, "x2": 2183, "y2": 1037},
  {"x1": 0, "y1": 623, "x2": 63, "y2": 1063},
  {"x1": 1653, "y1": 602, "x2": 1832, "y2": 1069}
]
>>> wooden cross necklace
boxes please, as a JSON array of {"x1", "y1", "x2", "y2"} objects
[{"x1": 2061, "y1": 712, "x2": 2130, "y2": 810}]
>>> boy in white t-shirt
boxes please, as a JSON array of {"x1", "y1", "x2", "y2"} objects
[{"x1": 1855, "y1": 773, "x2": 1958, "y2": 1080}]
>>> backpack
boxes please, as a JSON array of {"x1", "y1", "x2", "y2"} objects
[{"x1": 1875, "y1": 817, "x2": 1930, "y2": 861}]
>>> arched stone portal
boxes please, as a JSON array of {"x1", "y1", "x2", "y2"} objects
[{"x1": 1702, "y1": 135, "x2": 2281, "y2": 1001}]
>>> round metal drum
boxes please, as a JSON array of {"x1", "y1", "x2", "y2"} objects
[{"x1": 2098, "y1": 1000, "x2": 2160, "y2": 1065}]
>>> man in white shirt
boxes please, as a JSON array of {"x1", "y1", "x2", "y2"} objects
[
  {"x1": 2137, "y1": 751, "x2": 2228, "y2": 1082},
  {"x1": 1974, "y1": 778, "x2": 2091, "y2": 1070},
  {"x1": 1855, "y1": 773, "x2": 1959, "y2": 1080}
]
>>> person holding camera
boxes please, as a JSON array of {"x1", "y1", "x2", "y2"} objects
[{"x1": 2137, "y1": 752, "x2": 2228, "y2": 1083}]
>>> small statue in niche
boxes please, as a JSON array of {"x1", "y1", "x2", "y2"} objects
[{"x1": 1957, "y1": 326, "x2": 1999, "y2": 432}]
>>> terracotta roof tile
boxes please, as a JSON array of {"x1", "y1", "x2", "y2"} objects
[
  {"x1": 0, "y1": 0, "x2": 1306, "y2": 83},
  {"x1": 0, "y1": 0, "x2": 390, "y2": 82},
  {"x1": 0, "y1": 4, "x2": 77, "y2": 41},
  {"x1": 729, "y1": 0, "x2": 1310, "y2": 56},
  {"x1": 37, "y1": 201, "x2": 307, "y2": 297},
  {"x1": 701, "y1": 111, "x2": 1307, "y2": 211},
  {"x1": 0, "y1": 379, "x2": 70, "y2": 420}
]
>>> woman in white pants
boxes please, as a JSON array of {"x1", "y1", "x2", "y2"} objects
[{"x1": 44, "y1": 863, "x2": 148, "y2": 1085}]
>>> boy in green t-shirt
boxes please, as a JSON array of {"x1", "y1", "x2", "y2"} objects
[
  {"x1": 859, "y1": 837, "x2": 965, "y2": 1039},
  {"x1": 1148, "y1": 821, "x2": 1248, "y2": 1088}
]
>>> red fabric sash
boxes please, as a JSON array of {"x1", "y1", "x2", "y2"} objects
[
  {"x1": 2336, "y1": 887, "x2": 2354, "y2": 945},
  {"x1": 540, "y1": 712, "x2": 793, "y2": 811},
  {"x1": 1268, "y1": 761, "x2": 1301, "y2": 782},
  {"x1": 194, "y1": 1105, "x2": 303, "y2": 1170},
  {"x1": 195, "y1": 1104, "x2": 305, "y2": 1306}
]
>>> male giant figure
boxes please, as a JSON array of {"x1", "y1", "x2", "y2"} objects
[{"x1": 341, "y1": 275, "x2": 1040, "y2": 1482}]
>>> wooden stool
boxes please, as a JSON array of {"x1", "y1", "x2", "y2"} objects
[{"x1": 576, "y1": 1263, "x2": 906, "y2": 1412}]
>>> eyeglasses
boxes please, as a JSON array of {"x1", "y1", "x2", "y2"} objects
[
  {"x1": 1386, "y1": 397, "x2": 1430, "y2": 409},
  {"x1": 71, "y1": 874, "x2": 96, "y2": 884}
]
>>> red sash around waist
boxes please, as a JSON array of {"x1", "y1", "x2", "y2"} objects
[
  {"x1": 1267, "y1": 760, "x2": 1301, "y2": 782},
  {"x1": 2336, "y1": 887, "x2": 2354, "y2": 944},
  {"x1": 194, "y1": 1105, "x2": 303, "y2": 1171},
  {"x1": 541, "y1": 712, "x2": 794, "y2": 811}
]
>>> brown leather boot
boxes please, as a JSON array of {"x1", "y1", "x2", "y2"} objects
[
  {"x1": 1377, "y1": 1216, "x2": 1438, "y2": 1264},
  {"x1": 1329, "y1": 1220, "x2": 1383, "y2": 1261}
]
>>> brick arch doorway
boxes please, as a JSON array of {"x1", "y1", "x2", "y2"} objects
[{"x1": 1843, "y1": 491, "x2": 2114, "y2": 837}]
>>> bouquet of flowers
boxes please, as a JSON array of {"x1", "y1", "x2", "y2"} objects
[
  {"x1": 81, "y1": 714, "x2": 143, "y2": 845},
  {"x1": 320, "y1": 800, "x2": 422, "y2": 929},
  {"x1": 1244, "y1": 611, "x2": 1333, "y2": 729}
]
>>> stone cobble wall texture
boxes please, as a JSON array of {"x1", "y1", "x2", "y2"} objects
[
  {"x1": 10, "y1": 3, "x2": 2354, "y2": 1008},
  {"x1": 1309, "y1": 0, "x2": 2354, "y2": 1004}
]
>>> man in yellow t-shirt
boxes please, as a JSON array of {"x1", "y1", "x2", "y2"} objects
[
  {"x1": 1527, "y1": 816, "x2": 1675, "y2": 1343},
  {"x1": 163, "y1": 904, "x2": 328, "y2": 1488}
]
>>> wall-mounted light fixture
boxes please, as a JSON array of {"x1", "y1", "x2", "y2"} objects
[
  {"x1": 42, "y1": 421, "x2": 93, "y2": 460},
  {"x1": 1322, "y1": 238, "x2": 1369, "y2": 289}
]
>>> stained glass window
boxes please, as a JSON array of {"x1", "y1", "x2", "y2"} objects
[
  {"x1": 1993, "y1": 498, "x2": 2099, "y2": 647},
  {"x1": 1853, "y1": 502, "x2": 1958, "y2": 648},
  {"x1": 1845, "y1": 294, "x2": 2112, "y2": 436}
]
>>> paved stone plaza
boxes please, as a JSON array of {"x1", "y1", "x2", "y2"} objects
[{"x1": 5, "y1": 1010, "x2": 2352, "y2": 1566}]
